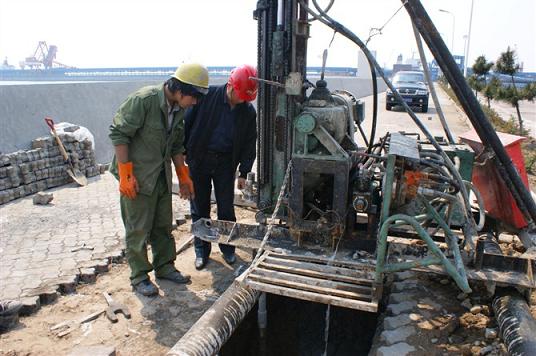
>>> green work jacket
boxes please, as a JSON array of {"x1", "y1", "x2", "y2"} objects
[{"x1": 109, "y1": 84, "x2": 185, "y2": 196}]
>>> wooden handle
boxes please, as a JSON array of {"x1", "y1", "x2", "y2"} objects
[{"x1": 45, "y1": 117, "x2": 69, "y2": 161}]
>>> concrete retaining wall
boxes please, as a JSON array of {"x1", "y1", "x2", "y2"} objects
[{"x1": 0, "y1": 77, "x2": 385, "y2": 164}]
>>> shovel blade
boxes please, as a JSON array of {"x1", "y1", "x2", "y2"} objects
[{"x1": 67, "y1": 168, "x2": 88, "y2": 186}]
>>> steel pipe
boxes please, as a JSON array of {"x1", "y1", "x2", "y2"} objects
[{"x1": 168, "y1": 282, "x2": 260, "y2": 356}]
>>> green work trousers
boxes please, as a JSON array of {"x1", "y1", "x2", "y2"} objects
[{"x1": 120, "y1": 173, "x2": 176, "y2": 285}]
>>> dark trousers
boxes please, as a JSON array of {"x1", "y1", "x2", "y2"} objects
[{"x1": 190, "y1": 152, "x2": 236, "y2": 258}]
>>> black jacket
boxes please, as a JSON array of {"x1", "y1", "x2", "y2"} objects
[{"x1": 184, "y1": 84, "x2": 257, "y2": 178}]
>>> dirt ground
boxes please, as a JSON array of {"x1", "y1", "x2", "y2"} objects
[{"x1": 0, "y1": 207, "x2": 256, "y2": 356}]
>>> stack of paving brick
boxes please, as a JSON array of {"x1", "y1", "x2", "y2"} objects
[{"x1": 0, "y1": 134, "x2": 105, "y2": 204}]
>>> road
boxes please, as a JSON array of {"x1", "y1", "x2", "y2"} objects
[
  {"x1": 480, "y1": 97, "x2": 536, "y2": 138},
  {"x1": 356, "y1": 84, "x2": 472, "y2": 146}
]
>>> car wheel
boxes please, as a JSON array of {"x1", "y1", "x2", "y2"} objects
[{"x1": 386, "y1": 104, "x2": 392, "y2": 111}]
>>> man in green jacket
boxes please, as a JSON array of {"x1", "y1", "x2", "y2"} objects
[{"x1": 109, "y1": 63, "x2": 208, "y2": 296}]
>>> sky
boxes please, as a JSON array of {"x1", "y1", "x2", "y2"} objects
[{"x1": 0, "y1": 0, "x2": 535, "y2": 72}]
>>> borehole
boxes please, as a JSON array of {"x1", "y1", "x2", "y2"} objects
[{"x1": 220, "y1": 294, "x2": 378, "y2": 356}]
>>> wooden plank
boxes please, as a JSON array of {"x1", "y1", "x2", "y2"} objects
[
  {"x1": 245, "y1": 280, "x2": 378, "y2": 313},
  {"x1": 248, "y1": 272, "x2": 372, "y2": 301},
  {"x1": 271, "y1": 252, "x2": 376, "y2": 271},
  {"x1": 263, "y1": 256, "x2": 374, "y2": 282},
  {"x1": 259, "y1": 261, "x2": 373, "y2": 286},
  {"x1": 250, "y1": 267, "x2": 372, "y2": 296}
]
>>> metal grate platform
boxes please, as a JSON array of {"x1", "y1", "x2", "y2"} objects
[{"x1": 241, "y1": 251, "x2": 380, "y2": 312}]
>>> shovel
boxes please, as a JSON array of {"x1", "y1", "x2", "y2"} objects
[{"x1": 45, "y1": 117, "x2": 88, "y2": 186}]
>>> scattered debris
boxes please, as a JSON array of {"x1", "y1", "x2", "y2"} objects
[
  {"x1": 71, "y1": 243, "x2": 95, "y2": 252},
  {"x1": 33, "y1": 191, "x2": 54, "y2": 205},
  {"x1": 50, "y1": 308, "x2": 105, "y2": 338},
  {"x1": 485, "y1": 328, "x2": 498, "y2": 339}
]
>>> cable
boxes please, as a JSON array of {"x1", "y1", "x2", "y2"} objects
[
  {"x1": 307, "y1": 0, "x2": 334, "y2": 22},
  {"x1": 365, "y1": 1, "x2": 409, "y2": 45}
]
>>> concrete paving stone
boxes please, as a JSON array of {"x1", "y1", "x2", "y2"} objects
[
  {"x1": 10, "y1": 252, "x2": 33, "y2": 260},
  {"x1": 391, "y1": 280, "x2": 418, "y2": 291},
  {"x1": 393, "y1": 271, "x2": 416, "y2": 281},
  {"x1": 78, "y1": 260, "x2": 108, "y2": 273},
  {"x1": 388, "y1": 292, "x2": 415, "y2": 304},
  {"x1": 59, "y1": 269, "x2": 79, "y2": 277},
  {"x1": 387, "y1": 301, "x2": 418, "y2": 316},
  {"x1": 22, "y1": 287, "x2": 60, "y2": 304},
  {"x1": 79, "y1": 267, "x2": 97, "y2": 283},
  {"x1": 30, "y1": 245, "x2": 50, "y2": 252},
  {"x1": 60, "y1": 258, "x2": 78, "y2": 268},
  {"x1": 376, "y1": 342, "x2": 416, "y2": 356},
  {"x1": 22, "y1": 277, "x2": 43, "y2": 290},
  {"x1": 47, "y1": 246, "x2": 66, "y2": 254},
  {"x1": 74, "y1": 251, "x2": 95, "y2": 262},
  {"x1": 383, "y1": 314, "x2": 414, "y2": 330},
  {"x1": 47, "y1": 252, "x2": 76, "y2": 261},
  {"x1": 2, "y1": 278, "x2": 26, "y2": 287},
  {"x1": 380, "y1": 325, "x2": 416, "y2": 345},
  {"x1": 0, "y1": 174, "x2": 124, "y2": 311},
  {"x1": 55, "y1": 276, "x2": 79, "y2": 294},
  {"x1": 109, "y1": 250, "x2": 125, "y2": 263},
  {"x1": 19, "y1": 296, "x2": 41, "y2": 315},
  {"x1": 30, "y1": 254, "x2": 48, "y2": 262},
  {"x1": 0, "y1": 288, "x2": 23, "y2": 300},
  {"x1": 9, "y1": 269, "x2": 30, "y2": 278}
]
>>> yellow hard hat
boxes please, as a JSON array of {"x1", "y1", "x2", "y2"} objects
[{"x1": 173, "y1": 63, "x2": 209, "y2": 94}]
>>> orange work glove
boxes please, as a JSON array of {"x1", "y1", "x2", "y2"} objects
[
  {"x1": 176, "y1": 165, "x2": 195, "y2": 200},
  {"x1": 118, "y1": 161, "x2": 139, "y2": 199}
]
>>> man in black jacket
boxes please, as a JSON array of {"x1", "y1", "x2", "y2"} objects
[{"x1": 184, "y1": 65, "x2": 257, "y2": 270}]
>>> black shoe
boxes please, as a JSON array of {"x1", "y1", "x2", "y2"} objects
[
  {"x1": 222, "y1": 253, "x2": 236, "y2": 265},
  {"x1": 157, "y1": 270, "x2": 191, "y2": 284},
  {"x1": 195, "y1": 257, "x2": 208, "y2": 270},
  {"x1": 133, "y1": 279, "x2": 158, "y2": 297}
]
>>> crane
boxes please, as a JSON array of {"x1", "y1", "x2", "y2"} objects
[{"x1": 19, "y1": 41, "x2": 75, "y2": 69}]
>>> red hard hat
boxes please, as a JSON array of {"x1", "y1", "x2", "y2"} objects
[{"x1": 228, "y1": 64, "x2": 258, "y2": 102}]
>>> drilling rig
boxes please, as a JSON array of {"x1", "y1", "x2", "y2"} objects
[{"x1": 171, "y1": 0, "x2": 536, "y2": 354}]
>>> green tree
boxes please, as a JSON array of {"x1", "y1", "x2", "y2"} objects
[
  {"x1": 472, "y1": 55, "x2": 494, "y2": 83},
  {"x1": 494, "y1": 47, "x2": 524, "y2": 133},
  {"x1": 468, "y1": 74, "x2": 484, "y2": 98},
  {"x1": 468, "y1": 55, "x2": 493, "y2": 99},
  {"x1": 522, "y1": 82, "x2": 536, "y2": 102},
  {"x1": 483, "y1": 76, "x2": 501, "y2": 108}
]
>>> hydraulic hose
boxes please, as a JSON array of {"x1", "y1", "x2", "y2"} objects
[{"x1": 366, "y1": 58, "x2": 378, "y2": 153}]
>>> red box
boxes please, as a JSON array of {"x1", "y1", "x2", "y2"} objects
[{"x1": 459, "y1": 129, "x2": 529, "y2": 229}]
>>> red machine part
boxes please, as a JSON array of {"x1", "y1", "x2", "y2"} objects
[{"x1": 459, "y1": 129, "x2": 530, "y2": 229}]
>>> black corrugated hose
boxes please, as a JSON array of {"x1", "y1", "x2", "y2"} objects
[{"x1": 493, "y1": 289, "x2": 536, "y2": 356}]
